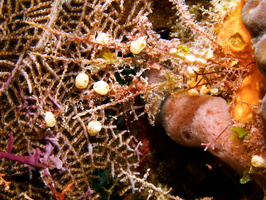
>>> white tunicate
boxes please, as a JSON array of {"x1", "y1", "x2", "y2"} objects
[
  {"x1": 75, "y1": 72, "x2": 89, "y2": 89},
  {"x1": 169, "y1": 48, "x2": 177, "y2": 55},
  {"x1": 185, "y1": 54, "x2": 196, "y2": 63},
  {"x1": 87, "y1": 120, "x2": 102, "y2": 136},
  {"x1": 130, "y1": 36, "x2": 147, "y2": 54},
  {"x1": 187, "y1": 66, "x2": 197, "y2": 77},
  {"x1": 200, "y1": 85, "x2": 210, "y2": 95},
  {"x1": 93, "y1": 80, "x2": 109, "y2": 95},
  {"x1": 195, "y1": 58, "x2": 207, "y2": 65},
  {"x1": 45, "y1": 111, "x2": 56, "y2": 127},
  {"x1": 204, "y1": 49, "x2": 214, "y2": 60},
  {"x1": 96, "y1": 32, "x2": 110, "y2": 44},
  {"x1": 169, "y1": 48, "x2": 186, "y2": 59},
  {"x1": 251, "y1": 155, "x2": 266, "y2": 168},
  {"x1": 210, "y1": 88, "x2": 219, "y2": 95}
]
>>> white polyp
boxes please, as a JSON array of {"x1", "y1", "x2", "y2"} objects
[
  {"x1": 130, "y1": 36, "x2": 147, "y2": 54},
  {"x1": 45, "y1": 111, "x2": 56, "y2": 127},
  {"x1": 87, "y1": 120, "x2": 102, "y2": 136},
  {"x1": 75, "y1": 72, "x2": 89, "y2": 89},
  {"x1": 251, "y1": 155, "x2": 266, "y2": 168},
  {"x1": 93, "y1": 80, "x2": 109, "y2": 95},
  {"x1": 96, "y1": 32, "x2": 110, "y2": 44}
]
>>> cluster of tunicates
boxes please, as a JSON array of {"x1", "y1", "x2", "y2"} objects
[{"x1": 242, "y1": 0, "x2": 266, "y2": 75}]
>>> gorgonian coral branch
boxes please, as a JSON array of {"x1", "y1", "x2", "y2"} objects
[
  {"x1": 0, "y1": 132, "x2": 46, "y2": 169},
  {"x1": 0, "y1": 148, "x2": 46, "y2": 169}
]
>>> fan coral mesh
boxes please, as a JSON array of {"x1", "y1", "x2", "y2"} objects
[
  {"x1": 0, "y1": 0, "x2": 261, "y2": 199},
  {"x1": 0, "y1": 0, "x2": 154, "y2": 199}
]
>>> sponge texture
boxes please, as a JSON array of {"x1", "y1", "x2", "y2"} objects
[
  {"x1": 160, "y1": 93, "x2": 231, "y2": 147},
  {"x1": 242, "y1": 0, "x2": 266, "y2": 75},
  {"x1": 242, "y1": 0, "x2": 266, "y2": 38},
  {"x1": 159, "y1": 93, "x2": 249, "y2": 175},
  {"x1": 254, "y1": 34, "x2": 266, "y2": 73},
  {"x1": 159, "y1": 93, "x2": 266, "y2": 189}
]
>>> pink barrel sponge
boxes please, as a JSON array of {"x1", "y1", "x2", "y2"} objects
[{"x1": 158, "y1": 93, "x2": 266, "y2": 189}]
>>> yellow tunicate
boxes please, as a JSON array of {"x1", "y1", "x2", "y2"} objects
[
  {"x1": 229, "y1": 33, "x2": 246, "y2": 52},
  {"x1": 45, "y1": 111, "x2": 56, "y2": 127},
  {"x1": 75, "y1": 72, "x2": 89, "y2": 89},
  {"x1": 87, "y1": 120, "x2": 102, "y2": 136},
  {"x1": 130, "y1": 36, "x2": 146, "y2": 54},
  {"x1": 93, "y1": 80, "x2": 109, "y2": 95},
  {"x1": 176, "y1": 44, "x2": 190, "y2": 55},
  {"x1": 185, "y1": 54, "x2": 196, "y2": 63},
  {"x1": 187, "y1": 89, "x2": 199, "y2": 96}
]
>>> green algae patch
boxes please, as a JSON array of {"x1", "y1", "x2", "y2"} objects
[{"x1": 230, "y1": 126, "x2": 248, "y2": 139}]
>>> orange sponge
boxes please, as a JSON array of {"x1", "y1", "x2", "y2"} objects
[{"x1": 217, "y1": 0, "x2": 266, "y2": 123}]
